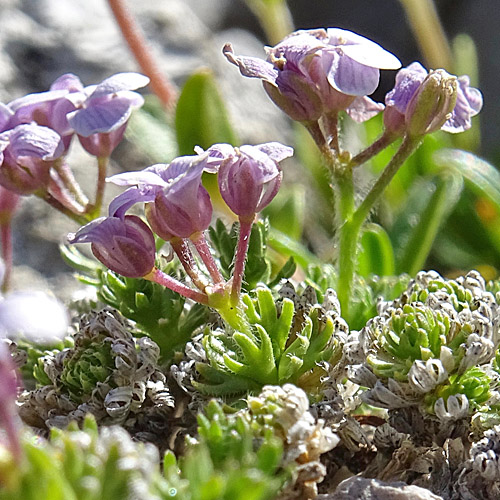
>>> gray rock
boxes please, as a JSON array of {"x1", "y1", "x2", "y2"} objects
[{"x1": 320, "y1": 476, "x2": 444, "y2": 500}]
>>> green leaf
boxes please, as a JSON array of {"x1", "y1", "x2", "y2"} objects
[
  {"x1": 126, "y1": 96, "x2": 178, "y2": 163},
  {"x1": 175, "y1": 69, "x2": 238, "y2": 155},
  {"x1": 393, "y1": 173, "x2": 463, "y2": 275},
  {"x1": 262, "y1": 184, "x2": 305, "y2": 240},
  {"x1": 434, "y1": 149, "x2": 500, "y2": 207},
  {"x1": 268, "y1": 227, "x2": 320, "y2": 270},
  {"x1": 357, "y1": 223, "x2": 395, "y2": 277}
]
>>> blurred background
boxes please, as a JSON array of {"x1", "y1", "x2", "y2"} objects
[{"x1": 0, "y1": 0, "x2": 498, "y2": 296}]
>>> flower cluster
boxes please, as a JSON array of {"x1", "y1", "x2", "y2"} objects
[
  {"x1": 224, "y1": 28, "x2": 482, "y2": 142},
  {"x1": 0, "y1": 72, "x2": 148, "y2": 220},
  {"x1": 68, "y1": 141, "x2": 293, "y2": 332}
]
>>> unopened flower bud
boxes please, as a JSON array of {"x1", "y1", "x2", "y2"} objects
[
  {"x1": 0, "y1": 124, "x2": 64, "y2": 195},
  {"x1": 405, "y1": 69, "x2": 458, "y2": 137},
  {"x1": 68, "y1": 215, "x2": 156, "y2": 278}
]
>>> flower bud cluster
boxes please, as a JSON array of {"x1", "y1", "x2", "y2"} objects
[
  {"x1": 225, "y1": 27, "x2": 481, "y2": 145},
  {"x1": 345, "y1": 271, "x2": 500, "y2": 417}
]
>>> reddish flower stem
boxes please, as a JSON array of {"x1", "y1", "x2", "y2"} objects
[
  {"x1": 144, "y1": 267, "x2": 209, "y2": 304},
  {"x1": 170, "y1": 238, "x2": 208, "y2": 292},
  {"x1": 36, "y1": 191, "x2": 89, "y2": 226},
  {"x1": 191, "y1": 232, "x2": 225, "y2": 285},
  {"x1": 53, "y1": 158, "x2": 89, "y2": 207},
  {"x1": 107, "y1": 0, "x2": 178, "y2": 110},
  {"x1": 231, "y1": 217, "x2": 253, "y2": 303},
  {"x1": 0, "y1": 222, "x2": 12, "y2": 293}
]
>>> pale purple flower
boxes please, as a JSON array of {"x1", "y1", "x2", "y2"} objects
[
  {"x1": 7, "y1": 73, "x2": 85, "y2": 152},
  {"x1": 0, "y1": 123, "x2": 64, "y2": 195},
  {"x1": 384, "y1": 62, "x2": 483, "y2": 135},
  {"x1": 224, "y1": 28, "x2": 400, "y2": 122},
  {"x1": 66, "y1": 72, "x2": 150, "y2": 156},
  {"x1": 0, "y1": 291, "x2": 69, "y2": 343},
  {"x1": 205, "y1": 142, "x2": 293, "y2": 219},
  {"x1": 68, "y1": 214, "x2": 156, "y2": 278},
  {"x1": 108, "y1": 153, "x2": 217, "y2": 240}
]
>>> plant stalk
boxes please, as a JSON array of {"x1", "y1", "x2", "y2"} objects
[
  {"x1": 336, "y1": 135, "x2": 421, "y2": 317},
  {"x1": 144, "y1": 267, "x2": 209, "y2": 304},
  {"x1": 107, "y1": 0, "x2": 178, "y2": 110}
]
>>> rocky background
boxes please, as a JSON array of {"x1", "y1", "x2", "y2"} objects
[{"x1": 0, "y1": 0, "x2": 496, "y2": 299}]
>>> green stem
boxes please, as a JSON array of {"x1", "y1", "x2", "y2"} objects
[
  {"x1": 87, "y1": 156, "x2": 109, "y2": 219},
  {"x1": 303, "y1": 120, "x2": 332, "y2": 162},
  {"x1": 324, "y1": 111, "x2": 340, "y2": 154},
  {"x1": 207, "y1": 287, "x2": 252, "y2": 336},
  {"x1": 336, "y1": 135, "x2": 422, "y2": 317}
]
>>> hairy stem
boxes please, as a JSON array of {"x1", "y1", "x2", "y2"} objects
[
  {"x1": 324, "y1": 111, "x2": 340, "y2": 154},
  {"x1": 89, "y1": 156, "x2": 109, "y2": 219},
  {"x1": 231, "y1": 217, "x2": 254, "y2": 304},
  {"x1": 53, "y1": 158, "x2": 89, "y2": 207},
  {"x1": 336, "y1": 135, "x2": 422, "y2": 317},
  {"x1": 0, "y1": 222, "x2": 12, "y2": 293},
  {"x1": 107, "y1": 0, "x2": 178, "y2": 110},
  {"x1": 191, "y1": 232, "x2": 225, "y2": 285},
  {"x1": 144, "y1": 267, "x2": 209, "y2": 304},
  {"x1": 170, "y1": 238, "x2": 208, "y2": 292},
  {"x1": 349, "y1": 132, "x2": 397, "y2": 168}
]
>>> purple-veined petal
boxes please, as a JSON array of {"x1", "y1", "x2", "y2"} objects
[
  {"x1": 67, "y1": 94, "x2": 141, "y2": 136},
  {"x1": 108, "y1": 186, "x2": 159, "y2": 218},
  {"x1": 2, "y1": 124, "x2": 64, "y2": 161},
  {"x1": 326, "y1": 51, "x2": 380, "y2": 96},
  {"x1": 269, "y1": 32, "x2": 326, "y2": 69},
  {"x1": 223, "y1": 44, "x2": 278, "y2": 85},
  {"x1": 68, "y1": 216, "x2": 121, "y2": 245},
  {"x1": 254, "y1": 142, "x2": 294, "y2": 162},
  {"x1": 459, "y1": 76, "x2": 483, "y2": 115},
  {"x1": 0, "y1": 291, "x2": 69, "y2": 343},
  {"x1": 0, "y1": 103, "x2": 14, "y2": 132},
  {"x1": 107, "y1": 169, "x2": 169, "y2": 188},
  {"x1": 8, "y1": 89, "x2": 69, "y2": 113},
  {"x1": 50, "y1": 73, "x2": 85, "y2": 92},
  {"x1": 89, "y1": 72, "x2": 150, "y2": 99},
  {"x1": 346, "y1": 96, "x2": 384, "y2": 122},
  {"x1": 326, "y1": 28, "x2": 401, "y2": 69},
  {"x1": 238, "y1": 145, "x2": 281, "y2": 183},
  {"x1": 385, "y1": 62, "x2": 428, "y2": 113}
]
